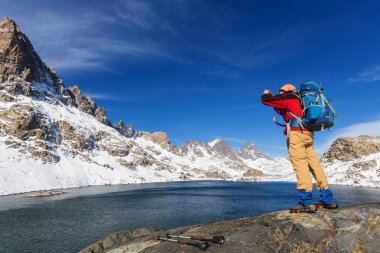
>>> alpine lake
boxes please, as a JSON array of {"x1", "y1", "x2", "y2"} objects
[{"x1": 0, "y1": 181, "x2": 379, "y2": 253}]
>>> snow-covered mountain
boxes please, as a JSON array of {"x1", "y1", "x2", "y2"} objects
[{"x1": 0, "y1": 17, "x2": 379, "y2": 195}]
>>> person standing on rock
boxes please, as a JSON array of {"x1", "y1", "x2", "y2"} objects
[{"x1": 261, "y1": 84, "x2": 338, "y2": 213}]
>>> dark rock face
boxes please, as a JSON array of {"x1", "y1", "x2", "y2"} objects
[
  {"x1": 0, "y1": 17, "x2": 50, "y2": 84},
  {"x1": 238, "y1": 140, "x2": 270, "y2": 160},
  {"x1": 80, "y1": 203, "x2": 380, "y2": 253},
  {"x1": 322, "y1": 135, "x2": 380, "y2": 163},
  {"x1": 116, "y1": 120, "x2": 136, "y2": 138},
  {"x1": 210, "y1": 139, "x2": 239, "y2": 161},
  {"x1": 67, "y1": 85, "x2": 111, "y2": 124}
]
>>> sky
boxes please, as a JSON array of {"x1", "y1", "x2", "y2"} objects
[{"x1": 1, "y1": 0, "x2": 380, "y2": 157}]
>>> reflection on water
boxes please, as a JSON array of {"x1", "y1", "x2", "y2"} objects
[{"x1": 0, "y1": 181, "x2": 379, "y2": 253}]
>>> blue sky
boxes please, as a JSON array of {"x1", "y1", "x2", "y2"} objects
[{"x1": 1, "y1": 0, "x2": 380, "y2": 157}]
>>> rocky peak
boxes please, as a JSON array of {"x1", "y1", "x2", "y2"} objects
[
  {"x1": 209, "y1": 138, "x2": 239, "y2": 161},
  {"x1": 322, "y1": 135, "x2": 380, "y2": 163},
  {"x1": 116, "y1": 120, "x2": 135, "y2": 138},
  {"x1": 176, "y1": 141, "x2": 211, "y2": 157},
  {"x1": 139, "y1": 131, "x2": 172, "y2": 151},
  {"x1": 0, "y1": 17, "x2": 51, "y2": 84},
  {"x1": 238, "y1": 140, "x2": 269, "y2": 160}
]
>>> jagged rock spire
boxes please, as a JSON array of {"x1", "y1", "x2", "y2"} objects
[
  {"x1": 209, "y1": 138, "x2": 239, "y2": 161},
  {"x1": 238, "y1": 140, "x2": 270, "y2": 160},
  {"x1": 0, "y1": 17, "x2": 50, "y2": 84}
]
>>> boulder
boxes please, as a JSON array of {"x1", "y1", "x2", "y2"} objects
[
  {"x1": 322, "y1": 135, "x2": 380, "y2": 163},
  {"x1": 140, "y1": 131, "x2": 172, "y2": 151}
]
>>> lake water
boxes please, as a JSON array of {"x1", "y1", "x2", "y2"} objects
[{"x1": 0, "y1": 181, "x2": 379, "y2": 253}]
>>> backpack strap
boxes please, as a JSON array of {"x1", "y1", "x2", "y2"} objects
[
  {"x1": 288, "y1": 111, "x2": 305, "y2": 130},
  {"x1": 320, "y1": 93, "x2": 337, "y2": 117},
  {"x1": 286, "y1": 122, "x2": 291, "y2": 137},
  {"x1": 273, "y1": 114, "x2": 303, "y2": 137}
]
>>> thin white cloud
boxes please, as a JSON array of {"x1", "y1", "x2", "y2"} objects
[
  {"x1": 82, "y1": 92, "x2": 146, "y2": 102},
  {"x1": 348, "y1": 65, "x2": 380, "y2": 82},
  {"x1": 82, "y1": 93, "x2": 123, "y2": 102},
  {"x1": 115, "y1": 0, "x2": 157, "y2": 30},
  {"x1": 334, "y1": 119, "x2": 380, "y2": 138},
  {"x1": 7, "y1": 4, "x2": 182, "y2": 71},
  {"x1": 44, "y1": 47, "x2": 106, "y2": 70}
]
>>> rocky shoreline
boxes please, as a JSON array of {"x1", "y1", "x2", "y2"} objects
[{"x1": 80, "y1": 203, "x2": 380, "y2": 253}]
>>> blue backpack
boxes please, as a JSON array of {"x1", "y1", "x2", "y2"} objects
[{"x1": 290, "y1": 80, "x2": 336, "y2": 131}]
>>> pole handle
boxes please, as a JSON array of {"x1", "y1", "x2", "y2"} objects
[{"x1": 187, "y1": 241, "x2": 209, "y2": 251}]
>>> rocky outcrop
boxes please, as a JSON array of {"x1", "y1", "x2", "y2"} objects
[
  {"x1": 48, "y1": 67, "x2": 73, "y2": 105},
  {"x1": 0, "y1": 104, "x2": 40, "y2": 138},
  {"x1": 139, "y1": 131, "x2": 172, "y2": 151},
  {"x1": 67, "y1": 85, "x2": 111, "y2": 125},
  {"x1": 80, "y1": 228, "x2": 162, "y2": 253},
  {"x1": 80, "y1": 203, "x2": 380, "y2": 253},
  {"x1": 322, "y1": 135, "x2": 380, "y2": 163},
  {"x1": 58, "y1": 120, "x2": 96, "y2": 151},
  {"x1": 115, "y1": 120, "x2": 135, "y2": 138}
]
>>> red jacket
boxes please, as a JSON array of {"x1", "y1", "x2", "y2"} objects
[{"x1": 261, "y1": 92, "x2": 307, "y2": 134}]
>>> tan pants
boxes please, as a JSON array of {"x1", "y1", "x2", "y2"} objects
[{"x1": 286, "y1": 131, "x2": 329, "y2": 192}]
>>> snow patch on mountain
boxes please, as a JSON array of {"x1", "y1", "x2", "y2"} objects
[{"x1": 208, "y1": 138, "x2": 223, "y2": 148}]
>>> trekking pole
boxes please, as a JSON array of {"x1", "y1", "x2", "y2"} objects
[
  {"x1": 166, "y1": 234, "x2": 225, "y2": 244},
  {"x1": 157, "y1": 236, "x2": 209, "y2": 251}
]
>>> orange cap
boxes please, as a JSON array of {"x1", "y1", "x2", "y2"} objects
[{"x1": 279, "y1": 84, "x2": 296, "y2": 92}]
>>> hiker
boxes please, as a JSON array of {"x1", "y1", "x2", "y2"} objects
[{"x1": 261, "y1": 84, "x2": 338, "y2": 213}]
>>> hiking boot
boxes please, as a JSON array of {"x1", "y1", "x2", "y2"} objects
[
  {"x1": 315, "y1": 202, "x2": 339, "y2": 209},
  {"x1": 290, "y1": 204, "x2": 317, "y2": 213}
]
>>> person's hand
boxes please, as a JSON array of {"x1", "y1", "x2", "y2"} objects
[{"x1": 263, "y1": 89, "x2": 270, "y2": 95}]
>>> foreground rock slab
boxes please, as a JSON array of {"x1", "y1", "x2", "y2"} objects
[{"x1": 80, "y1": 203, "x2": 380, "y2": 253}]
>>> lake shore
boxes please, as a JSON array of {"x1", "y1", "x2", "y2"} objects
[{"x1": 1, "y1": 178, "x2": 379, "y2": 198}]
